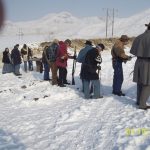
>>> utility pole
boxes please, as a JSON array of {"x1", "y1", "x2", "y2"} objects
[
  {"x1": 103, "y1": 8, "x2": 110, "y2": 38},
  {"x1": 106, "y1": 8, "x2": 109, "y2": 38},
  {"x1": 111, "y1": 8, "x2": 118, "y2": 38},
  {"x1": 112, "y1": 8, "x2": 114, "y2": 37},
  {"x1": 17, "y1": 28, "x2": 24, "y2": 40}
]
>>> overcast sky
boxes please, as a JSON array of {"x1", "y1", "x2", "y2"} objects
[{"x1": 3, "y1": 0, "x2": 150, "y2": 21}]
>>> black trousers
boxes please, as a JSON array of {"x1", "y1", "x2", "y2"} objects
[{"x1": 58, "y1": 67, "x2": 67, "y2": 85}]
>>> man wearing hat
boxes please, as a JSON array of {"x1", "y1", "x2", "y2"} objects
[
  {"x1": 130, "y1": 22, "x2": 150, "y2": 110},
  {"x1": 77, "y1": 40, "x2": 93, "y2": 91},
  {"x1": 111, "y1": 35, "x2": 131, "y2": 96}
]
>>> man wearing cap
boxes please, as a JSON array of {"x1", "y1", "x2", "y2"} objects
[
  {"x1": 77, "y1": 40, "x2": 93, "y2": 91},
  {"x1": 130, "y1": 23, "x2": 150, "y2": 110},
  {"x1": 81, "y1": 44, "x2": 105, "y2": 99},
  {"x1": 111, "y1": 35, "x2": 131, "y2": 96}
]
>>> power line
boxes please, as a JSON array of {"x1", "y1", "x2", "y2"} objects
[{"x1": 103, "y1": 8, "x2": 118, "y2": 38}]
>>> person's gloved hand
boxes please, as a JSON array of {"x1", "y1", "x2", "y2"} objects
[
  {"x1": 128, "y1": 56, "x2": 132, "y2": 61},
  {"x1": 73, "y1": 55, "x2": 77, "y2": 60},
  {"x1": 97, "y1": 65, "x2": 101, "y2": 70}
]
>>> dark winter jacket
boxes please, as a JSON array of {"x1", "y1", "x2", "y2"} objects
[
  {"x1": 11, "y1": 48, "x2": 22, "y2": 65},
  {"x1": 47, "y1": 43, "x2": 59, "y2": 62},
  {"x1": 42, "y1": 48, "x2": 49, "y2": 64},
  {"x1": 2, "y1": 51, "x2": 11, "y2": 64},
  {"x1": 81, "y1": 48, "x2": 101, "y2": 80}
]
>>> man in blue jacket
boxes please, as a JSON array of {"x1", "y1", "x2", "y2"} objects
[{"x1": 77, "y1": 40, "x2": 93, "y2": 91}]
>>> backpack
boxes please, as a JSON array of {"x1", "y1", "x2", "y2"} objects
[{"x1": 47, "y1": 43, "x2": 58, "y2": 62}]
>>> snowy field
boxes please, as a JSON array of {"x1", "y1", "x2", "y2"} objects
[{"x1": 1, "y1": 48, "x2": 150, "y2": 150}]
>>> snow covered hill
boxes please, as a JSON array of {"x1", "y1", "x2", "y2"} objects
[
  {"x1": 1, "y1": 9, "x2": 150, "y2": 38},
  {"x1": 0, "y1": 9, "x2": 150, "y2": 51}
]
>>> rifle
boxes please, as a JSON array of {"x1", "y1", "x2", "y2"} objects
[{"x1": 72, "y1": 46, "x2": 77, "y2": 85}]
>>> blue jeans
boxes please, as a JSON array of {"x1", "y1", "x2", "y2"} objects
[
  {"x1": 24, "y1": 61, "x2": 27, "y2": 72},
  {"x1": 14, "y1": 64, "x2": 21, "y2": 75},
  {"x1": 112, "y1": 60, "x2": 123, "y2": 93},
  {"x1": 28, "y1": 60, "x2": 33, "y2": 71},
  {"x1": 83, "y1": 79, "x2": 100, "y2": 99},
  {"x1": 43, "y1": 63, "x2": 50, "y2": 80}
]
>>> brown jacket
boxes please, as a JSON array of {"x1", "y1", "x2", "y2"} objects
[{"x1": 111, "y1": 40, "x2": 129, "y2": 61}]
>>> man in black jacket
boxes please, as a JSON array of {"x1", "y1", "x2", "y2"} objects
[
  {"x1": 11, "y1": 44, "x2": 22, "y2": 76},
  {"x1": 82, "y1": 44, "x2": 105, "y2": 99}
]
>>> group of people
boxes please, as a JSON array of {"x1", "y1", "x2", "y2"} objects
[
  {"x1": 77, "y1": 22, "x2": 150, "y2": 110},
  {"x1": 2, "y1": 44, "x2": 33, "y2": 75},
  {"x1": 41, "y1": 38, "x2": 106, "y2": 100},
  {"x1": 41, "y1": 39, "x2": 75, "y2": 86},
  {"x1": 111, "y1": 22, "x2": 150, "y2": 110},
  {"x1": 1, "y1": 22, "x2": 150, "y2": 110}
]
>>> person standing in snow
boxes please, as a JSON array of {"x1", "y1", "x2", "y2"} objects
[
  {"x1": 47, "y1": 39, "x2": 59, "y2": 85},
  {"x1": 27, "y1": 47, "x2": 33, "y2": 71},
  {"x1": 77, "y1": 40, "x2": 93, "y2": 92},
  {"x1": 111, "y1": 35, "x2": 132, "y2": 96},
  {"x1": 56, "y1": 39, "x2": 75, "y2": 87},
  {"x1": 81, "y1": 44, "x2": 105, "y2": 99},
  {"x1": 11, "y1": 44, "x2": 22, "y2": 76},
  {"x1": 2, "y1": 48, "x2": 13, "y2": 74},
  {"x1": 21, "y1": 44, "x2": 33, "y2": 72},
  {"x1": 42, "y1": 45, "x2": 51, "y2": 81},
  {"x1": 130, "y1": 22, "x2": 150, "y2": 110}
]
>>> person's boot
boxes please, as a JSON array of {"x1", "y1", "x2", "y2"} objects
[{"x1": 58, "y1": 84, "x2": 66, "y2": 87}]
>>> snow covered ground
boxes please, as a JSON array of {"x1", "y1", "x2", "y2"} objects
[{"x1": 1, "y1": 48, "x2": 150, "y2": 150}]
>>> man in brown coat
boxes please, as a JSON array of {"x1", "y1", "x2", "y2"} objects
[
  {"x1": 111, "y1": 35, "x2": 131, "y2": 96},
  {"x1": 130, "y1": 23, "x2": 150, "y2": 110}
]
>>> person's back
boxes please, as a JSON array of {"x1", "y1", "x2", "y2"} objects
[
  {"x1": 82, "y1": 48, "x2": 99, "y2": 81},
  {"x1": 130, "y1": 30, "x2": 150, "y2": 57},
  {"x1": 130, "y1": 23, "x2": 150, "y2": 110},
  {"x1": 82, "y1": 44, "x2": 104, "y2": 99},
  {"x1": 47, "y1": 42, "x2": 59, "y2": 62},
  {"x1": 77, "y1": 40, "x2": 93, "y2": 63},
  {"x1": 47, "y1": 39, "x2": 59, "y2": 85}
]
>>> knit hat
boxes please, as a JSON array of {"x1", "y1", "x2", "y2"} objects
[{"x1": 96, "y1": 43, "x2": 105, "y2": 50}]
